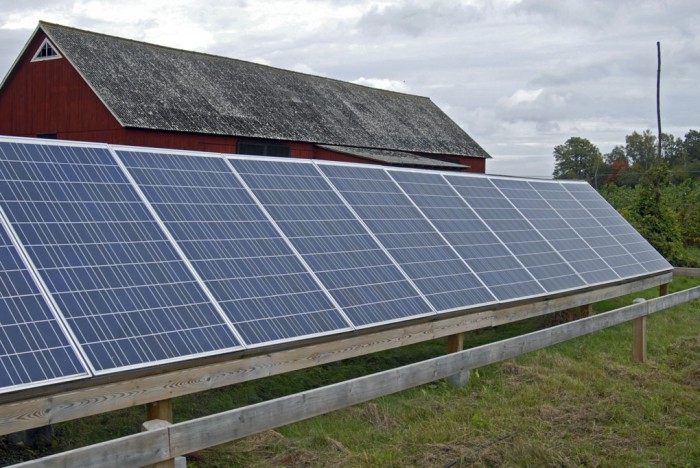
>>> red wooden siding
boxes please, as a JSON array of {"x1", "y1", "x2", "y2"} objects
[{"x1": 0, "y1": 31, "x2": 485, "y2": 173}]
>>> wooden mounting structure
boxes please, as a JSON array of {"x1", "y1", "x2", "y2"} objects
[
  {"x1": 0, "y1": 273, "x2": 673, "y2": 437},
  {"x1": 12, "y1": 282, "x2": 699, "y2": 468}
]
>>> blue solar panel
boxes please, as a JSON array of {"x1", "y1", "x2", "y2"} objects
[
  {"x1": 444, "y1": 175, "x2": 586, "y2": 293},
  {"x1": 229, "y1": 158, "x2": 434, "y2": 327},
  {"x1": 528, "y1": 181, "x2": 647, "y2": 278},
  {"x1": 561, "y1": 183, "x2": 672, "y2": 274},
  {"x1": 387, "y1": 170, "x2": 546, "y2": 301},
  {"x1": 318, "y1": 164, "x2": 496, "y2": 312},
  {"x1": 0, "y1": 141, "x2": 242, "y2": 373},
  {"x1": 0, "y1": 215, "x2": 88, "y2": 393},
  {"x1": 117, "y1": 150, "x2": 352, "y2": 346},
  {"x1": 490, "y1": 178, "x2": 620, "y2": 285}
]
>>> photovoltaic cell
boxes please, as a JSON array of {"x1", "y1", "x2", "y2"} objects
[
  {"x1": 117, "y1": 150, "x2": 351, "y2": 346},
  {"x1": 490, "y1": 178, "x2": 620, "y2": 285},
  {"x1": 0, "y1": 218, "x2": 87, "y2": 393},
  {"x1": 444, "y1": 175, "x2": 586, "y2": 293},
  {"x1": 387, "y1": 170, "x2": 545, "y2": 301},
  {"x1": 318, "y1": 164, "x2": 495, "y2": 312},
  {"x1": 561, "y1": 183, "x2": 672, "y2": 274},
  {"x1": 0, "y1": 141, "x2": 242, "y2": 373},
  {"x1": 229, "y1": 158, "x2": 434, "y2": 327},
  {"x1": 528, "y1": 181, "x2": 646, "y2": 278}
]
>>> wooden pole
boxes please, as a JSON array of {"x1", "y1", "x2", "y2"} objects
[
  {"x1": 146, "y1": 399, "x2": 173, "y2": 423},
  {"x1": 446, "y1": 334, "x2": 470, "y2": 387},
  {"x1": 632, "y1": 298, "x2": 647, "y2": 363},
  {"x1": 659, "y1": 283, "x2": 669, "y2": 296},
  {"x1": 581, "y1": 303, "x2": 594, "y2": 317},
  {"x1": 142, "y1": 419, "x2": 175, "y2": 468},
  {"x1": 657, "y1": 41, "x2": 662, "y2": 159}
]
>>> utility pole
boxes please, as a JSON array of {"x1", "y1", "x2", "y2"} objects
[{"x1": 656, "y1": 41, "x2": 662, "y2": 159}]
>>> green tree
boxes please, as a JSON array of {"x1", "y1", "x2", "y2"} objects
[
  {"x1": 665, "y1": 179, "x2": 700, "y2": 246},
  {"x1": 661, "y1": 133, "x2": 686, "y2": 164},
  {"x1": 552, "y1": 137, "x2": 603, "y2": 185},
  {"x1": 625, "y1": 163, "x2": 684, "y2": 263},
  {"x1": 625, "y1": 129, "x2": 658, "y2": 170},
  {"x1": 684, "y1": 129, "x2": 700, "y2": 162},
  {"x1": 604, "y1": 145, "x2": 627, "y2": 165}
]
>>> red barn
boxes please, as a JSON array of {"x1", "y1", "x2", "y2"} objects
[{"x1": 0, "y1": 22, "x2": 490, "y2": 172}]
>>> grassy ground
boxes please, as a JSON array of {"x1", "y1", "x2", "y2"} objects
[{"x1": 1, "y1": 277, "x2": 699, "y2": 466}]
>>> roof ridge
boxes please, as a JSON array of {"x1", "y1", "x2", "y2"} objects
[{"x1": 38, "y1": 20, "x2": 430, "y2": 100}]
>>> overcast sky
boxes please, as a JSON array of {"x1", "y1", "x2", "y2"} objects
[{"x1": 1, "y1": 0, "x2": 697, "y2": 177}]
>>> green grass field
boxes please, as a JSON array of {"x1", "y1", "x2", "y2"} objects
[{"x1": 2, "y1": 277, "x2": 699, "y2": 466}]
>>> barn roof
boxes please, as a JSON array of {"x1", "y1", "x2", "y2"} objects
[
  {"x1": 36, "y1": 22, "x2": 491, "y2": 159},
  {"x1": 315, "y1": 145, "x2": 466, "y2": 169}
]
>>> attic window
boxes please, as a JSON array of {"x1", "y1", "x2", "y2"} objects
[{"x1": 31, "y1": 39, "x2": 61, "y2": 62}]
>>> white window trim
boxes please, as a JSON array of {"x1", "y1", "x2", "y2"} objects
[{"x1": 31, "y1": 38, "x2": 62, "y2": 62}]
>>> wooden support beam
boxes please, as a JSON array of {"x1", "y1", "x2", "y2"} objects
[
  {"x1": 0, "y1": 273, "x2": 674, "y2": 437},
  {"x1": 659, "y1": 283, "x2": 669, "y2": 296},
  {"x1": 146, "y1": 399, "x2": 173, "y2": 424},
  {"x1": 16, "y1": 285, "x2": 699, "y2": 468},
  {"x1": 581, "y1": 303, "x2": 594, "y2": 317},
  {"x1": 446, "y1": 334, "x2": 469, "y2": 387},
  {"x1": 446, "y1": 333, "x2": 464, "y2": 353},
  {"x1": 142, "y1": 420, "x2": 175, "y2": 468},
  {"x1": 631, "y1": 298, "x2": 647, "y2": 363},
  {"x1": 632, "y1": 316, "x2": 647, "y2": 363}
]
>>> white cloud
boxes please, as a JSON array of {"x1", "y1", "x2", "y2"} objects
[
  {"x1": 351, "y1": 77, "x2": 410, "y2": 93},
  {"x1": 504, "y1": 88, "x2": 543, "y2": 106}
]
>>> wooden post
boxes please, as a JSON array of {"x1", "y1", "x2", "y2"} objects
[
  {"x1": 446, "y1": 334, "x2": 470, "y2": 387},
  {"x1": 580, "y1": 303, "x2": 594, "y2": 317},
  {"x1": 632, "y1": 298, "x2": 646, "y2": 363},
  {"x1": 146, "y1": 399, "x2": 173, "y2": 423},
  {"x1": 660, "y1": 283, "x2": 669, "y2": 296},
  {"x1": 144, "y1": 400, "x2": 176, "y2": 468},
  {"x1": 141, "y1": 419, "x2": 176, "y2": 468}
]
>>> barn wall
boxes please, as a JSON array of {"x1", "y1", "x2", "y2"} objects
[{"x1": 0, "y1": 31, "x2": 123, "y2": 138}]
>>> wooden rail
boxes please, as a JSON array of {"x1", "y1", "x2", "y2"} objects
[
  {"x1": 673, "y1": 267, "x2": 700, "y2": 278},
  {"x1": 13, "y1": 284, "x2": 699, "y2": 468},
  {"x1": 0, "y1": 273, "x2": 671, "y2": 436}
]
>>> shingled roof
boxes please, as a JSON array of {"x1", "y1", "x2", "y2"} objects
[
  {"x1": 315, "y1": 145, "x2": 466, "y2": 169},
  {"x1": 36, "y1": 22, "x2": 490, "y2": 159}
]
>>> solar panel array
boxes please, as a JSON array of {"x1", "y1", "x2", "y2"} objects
[{"x1": 0, "y1": 137, "x2": 672, "y2": 394}]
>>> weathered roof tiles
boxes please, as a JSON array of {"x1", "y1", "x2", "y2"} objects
[{"x1": 39, "y1": 22, "x2": 490, "y2": 159}]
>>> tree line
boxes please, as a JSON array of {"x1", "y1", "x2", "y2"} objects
[{"x1": 552, "y1": 129, "x2": 699, "y2": 266}]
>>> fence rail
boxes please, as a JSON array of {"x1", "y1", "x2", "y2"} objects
[
  {"x1": 14, "y1": 284, "x2": 700, "y2": 468},
  {"x1": 673, "y1": 267, "x2": 700, "y2": 277},
  {"x1": 0, "y1": 273, "x2": 672, "y2": 437}
]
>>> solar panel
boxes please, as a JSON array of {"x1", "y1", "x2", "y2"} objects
[
  {"x1": 527, "y1": 181, "x2": 647, "y2": 278},
  {"x1": 561, "y1": 183, "x2": 672, "y2": 273},
  {"x1": 490, "y1": 178, "x2": 620, "y2": 285},
  {"x1": 317, "y1": 163, "x2": 496, "y2": 312},
  {"x1": 444, "y1": 174, "x2": 586, "y2": 293},
  {"x1": 116, "y1": 150, "x2": 352, "y2": 346},
  {"x1": 0, "y1": 136, "x2": 675, "y2": 391},
  {"x1": 0, "y1": 214, "x2": 88, "y2": 393},
  {"x1": 229, "y1": 158, "x2": 434, "y2": 327},
  {"x1": 0, "y1": 141, "x2": 242, "y2": 373},
  {"x1": 387, "y1": 169, "x2": 546, "y2": 301}
]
